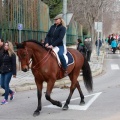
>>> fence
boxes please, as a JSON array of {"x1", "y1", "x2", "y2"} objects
[
  {"x1": 0, "y1": 0, "x2": 84, "y2": 45},
  {"x1": 0, "y1": 0, "x2": 50, "y2": 43}
]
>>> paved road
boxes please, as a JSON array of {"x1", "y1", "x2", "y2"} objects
[{"x1": 0, "y1": 51, "x2": 120, "y2": 120}]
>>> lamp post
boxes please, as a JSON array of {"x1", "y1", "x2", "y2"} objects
[
  {"x1": 62, "y1": 0, "x2": 73, "y2": 45},
  {"x1": 63, "y1": 0, "x2": 67, "y2": 45},
  {"x1": 17, "y1": 23, "x2": 23, "y2": 43}
]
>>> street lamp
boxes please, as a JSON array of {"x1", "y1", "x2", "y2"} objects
[{"x1": 62, "y1": 0, "x2": 73, "y2": 45}]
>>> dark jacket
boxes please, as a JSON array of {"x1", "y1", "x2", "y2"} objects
[
  {"x1": 77, "y1": 43, "x2": 87, "y2": 55},
  {"x1": 0, "y1": 50, "x2": 16, "y2": 75},
  {"x1": 45, "y1": 24, "x2": 66, "y2": 47},
  {"x1": 84, "y1": 40, "x2": 92, "y2": 51},
  {"x1": 0, "y1": 45, "x2": 4, "y2": 67},
  {"x1": 95, "y1": 40, "x2": 102, "y2": 48}
]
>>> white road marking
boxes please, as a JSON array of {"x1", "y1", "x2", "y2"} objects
[
  {"x1": 44, "y1": 92, "x2": 102, "y2": 111},
  {"x1": 111, "y1": 64, "x2": 120, "y2": 70}
]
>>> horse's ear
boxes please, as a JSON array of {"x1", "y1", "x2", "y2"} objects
[
  {"x1": 15, "y1": 42, "x2": 25, "y2": 49},
  {"x1": 22, "y1": 42, "x2": 26, "y2": 47}
]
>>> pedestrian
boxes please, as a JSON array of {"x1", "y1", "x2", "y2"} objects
[
  {"x1": 111, "y1": 38, "x2": 117, "y2": 54},
  {"x1": 40, "y1": 39, "x2": 44, "y2": 45},
  {"x1": 0, "y1": 41, "x2": 16, "y2": 105},
  {"x1": 95, "y1": 38, "x2": 102, "y2": 56},
  {"x1": 44, "y1": 14, "x2": 67, "y2": 76},
  {"x1": 117, "y1": 35, "x2": 120, "y2": 48},
  {"x1": 110, "y1": 34, "x2": 114, "y2": 42},
  {"x1": 108, "y1": 35, "x2": 111, "y2": 45},
  {"x1": 0, "y1": 38, "x2": 5, "y2": 96},
  {"x1": 77, "y1": 38, "x2": 87, "y2": 57},
  {"x1": 84, "y1": 37, "x2": 92, "y2": 61}
]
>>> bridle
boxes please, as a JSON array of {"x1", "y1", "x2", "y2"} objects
[
  {"x1": 18, "y1": 47, "x2": 32, "y2": 69},
  {"x1": 18, "y1": 47, "x2": 51, "y2": 70},
  {"x1": 32, "y1": 49, "x2": 51, "y2": 69}
]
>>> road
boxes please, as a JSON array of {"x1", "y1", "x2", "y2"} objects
[{"x1": 0, "y1": 51, "x2": 120, "y2": 120}]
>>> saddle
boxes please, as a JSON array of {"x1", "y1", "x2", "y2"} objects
[{"x1": 52, "y1": 46, "x2": 74, "y2": 67}]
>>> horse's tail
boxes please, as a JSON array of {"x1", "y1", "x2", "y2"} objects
[{"x1": 82, "y1": 57, "x2": 93, "y2": 92}]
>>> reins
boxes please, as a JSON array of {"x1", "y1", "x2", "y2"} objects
[
  {"x1": 32, "y1": 49, "x2": 51, "y2": 69},
  {"x1": 18, "y1": 44, "x2": 52, "y2": 70}
]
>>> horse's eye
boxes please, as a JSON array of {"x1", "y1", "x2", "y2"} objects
[{"x1": 22, "y1": 53, "x2": 26, "y2": 57}]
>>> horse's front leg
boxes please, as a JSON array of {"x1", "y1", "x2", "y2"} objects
[
  {"x1": 45, "y1": 80, "x2": 62, "y2": 107},
  {"x1": 33, "y1": 82, "x2": 43, "y2": 117}
]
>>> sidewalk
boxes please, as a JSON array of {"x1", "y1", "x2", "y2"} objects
[{"x1": 0, "y1": 47, "x2": 105, "y2": 94}]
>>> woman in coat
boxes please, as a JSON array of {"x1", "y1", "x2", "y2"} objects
[
  {"x1": 44, "y1": 14, "x2": 67, "y2": 76},
  {"x1": 0, "y1": 41, "x2": 16, "y2": 105},
  {"x1": 111, "y1": 38, "x2": 117, "y2": 54}
]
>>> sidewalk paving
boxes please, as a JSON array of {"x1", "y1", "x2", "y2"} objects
[{"x1": 0, "y1": 47, "x2": 105, "y2": 94}]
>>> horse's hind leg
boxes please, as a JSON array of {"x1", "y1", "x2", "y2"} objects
[
  {"x1": 45, "y1": 80, "x2": 62, "y2": 107},
  {"x1": 63, "y1": 78, "x2": 77, "y2": 110},
  {"x1": 76, "y1": 81, "x2": 85, "y2": 105}
]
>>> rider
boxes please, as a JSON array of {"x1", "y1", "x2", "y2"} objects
[{"x1": 44, "y1": 14, "x2": 68, "y2": 77}]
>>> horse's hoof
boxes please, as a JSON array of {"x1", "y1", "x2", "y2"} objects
[
  {"x1": 62, "y1": 105, "x2": 69, "y2": 110},
  {"x1": 80, "y1": 101, "x2": 85, "y2": 105},
  {"x1": 58, "y1": 102, "x2": 62, "y2": 107},
  {"x1": 33, "y1": 111, "x2": 40, "y2": 117}
]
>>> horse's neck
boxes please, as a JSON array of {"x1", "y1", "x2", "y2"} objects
[{"x1": 28, "y1": 44, "x2": 47, "y2": 63}]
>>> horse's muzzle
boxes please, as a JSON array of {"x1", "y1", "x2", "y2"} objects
[{"x1": 22, "y1": 68, "x2": 28, "y2": 72}]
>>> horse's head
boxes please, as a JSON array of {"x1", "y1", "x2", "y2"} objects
[{"x1": 15, "y1": 42, "x2": 32, "y2": 72}]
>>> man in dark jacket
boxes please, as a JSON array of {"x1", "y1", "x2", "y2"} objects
[
  {"x1": 0, "y1": 38, "x2": 4, "y2": 96},
  {"x1": 84, "y1": 38, "x2": 92, "y2": 61},
  {"x1": 95, "y1": 38, "x2": 102, "y2": 56}
]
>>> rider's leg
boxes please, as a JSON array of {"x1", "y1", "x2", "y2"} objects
[{"x1": 58, "y1": 46, "x2": 68, "y2": 76}]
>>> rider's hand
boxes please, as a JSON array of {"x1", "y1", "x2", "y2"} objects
[
  {"x1": 45, "y1": 43, "x2": 49, "y2": 47},
  {"x1": 13, "y1": 75, "x2": 16, "y2": 78},
  {"x1": 47, "y1": 45, "x2": 53, "y2": 49}
]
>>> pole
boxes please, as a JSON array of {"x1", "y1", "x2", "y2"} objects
[
  {"x1": 19, "y1": 30, "x2": 21, "y2": 43},
  {"x1": 63, "y1": 0, "x2": 67, "y2": 45},
  {"x1": 97, "y1": 31, "x2": 99, "y2": 57}
]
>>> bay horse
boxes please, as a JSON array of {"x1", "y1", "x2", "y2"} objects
[{"x1": 15, "y1": 40, "x2": 93, "y2": 116}]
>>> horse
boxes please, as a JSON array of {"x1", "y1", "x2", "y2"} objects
[{"x1": 15, "y1": 40, "x2": 93, "y2": 116}]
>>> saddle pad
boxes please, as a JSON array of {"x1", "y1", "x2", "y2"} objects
[
  {"x1": 66, "y1": 51, "x2": 74, "y2": 66},
  {"x1": 52, "y1": 46, "x2": 74, "y2": 66}
]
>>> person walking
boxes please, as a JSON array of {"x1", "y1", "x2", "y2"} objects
[
  {"x1": 0, "y1": 41, "x2": 16, "y2": 105},
  {"x1": 84, "y1": 37, "x2": 92, "y2": 61},
  {"x1": 44, "y1": 14, "x2": 67, "y2": 76},
  {"x1": 117, "y1": 35, "x2": 120, "y2": 49},
  {"x1": 77, "y1": 38, "x2": 87, "y2": 56},
  {"x1": 0, "y1": 38, "x2": 5, "y2": 96},
  {"x1": 111, "y1": 38, "x2": 117, "y2": 54},
  {"x1": 95, "y1": 38, "x2": 102, "y2": 56}
]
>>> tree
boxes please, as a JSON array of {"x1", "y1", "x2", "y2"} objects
[
  {"x1": 68, "y1": 0, "x2": 116, "y2": 42},
  {"x1": 41, "y1": 0, "x2": 62, "y2": 19}
]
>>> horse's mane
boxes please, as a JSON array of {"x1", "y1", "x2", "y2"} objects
[
  {"x1": 16, "y1": 39, "x2": 46, "y2": 49},
  {"x1": 25, "y1": 39, "x2": 44, "y2": 47}
]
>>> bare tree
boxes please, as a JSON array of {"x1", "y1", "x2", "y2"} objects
[{"x1": 68, "y1": 0, "x2": 115, "y2": 41}]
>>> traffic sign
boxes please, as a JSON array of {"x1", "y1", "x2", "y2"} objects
[
  {"x1": 95, "y1": 22, "x2": 102, "y2": 32},
  {"x1": 18, "y1": 23, "x2": 23, "y2": 30}
]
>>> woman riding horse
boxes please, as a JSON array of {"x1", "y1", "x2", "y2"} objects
[
  {"x1": 16, "y1": 40, "x2": 93, "y2": 116},
  {"x1": 45, "y1": 14, "x2": 68, "y2": 77}
]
